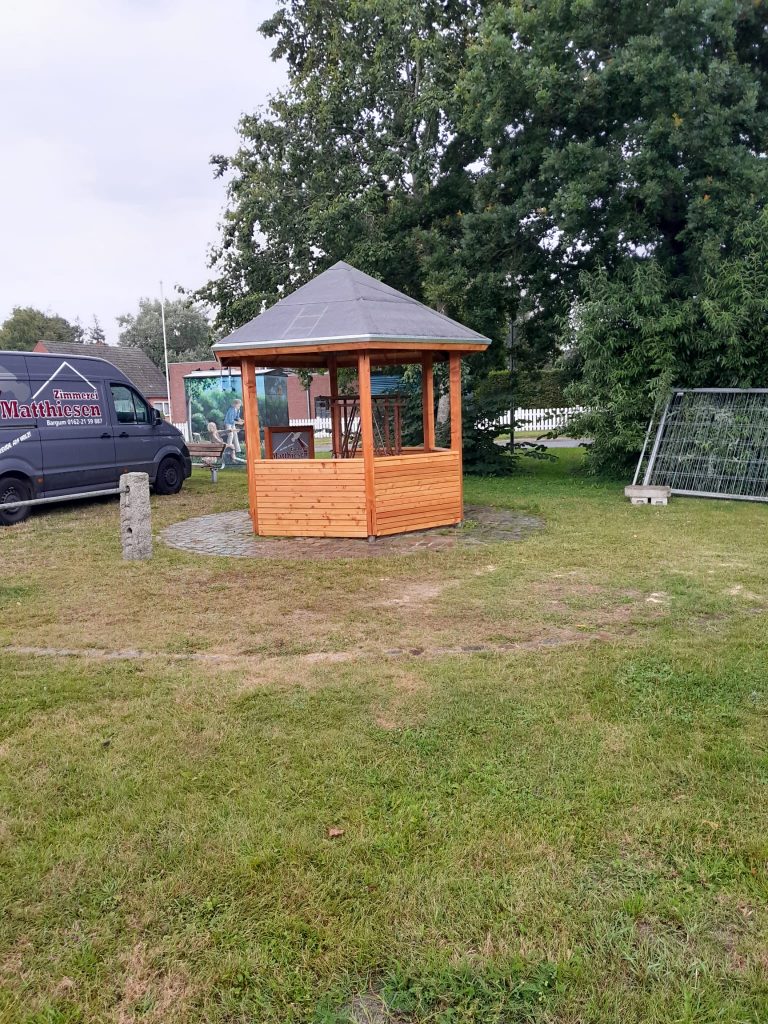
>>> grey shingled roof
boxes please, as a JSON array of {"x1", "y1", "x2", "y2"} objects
[
  {"x1": 212, "y1": 262, "x2": 490, "y2": 351},
  {"x1": 36, "y1": 341, "x2": 168, "y2": 398}
]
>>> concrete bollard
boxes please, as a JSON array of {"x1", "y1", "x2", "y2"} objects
[{"x1": 120, "y1": 472, "x2": 153, "y2": 560}]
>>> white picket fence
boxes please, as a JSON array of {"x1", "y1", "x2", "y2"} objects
[
  {"x1": 289, "y1": 416, "x2": 336, "y2": 437},
  {"x1": 489, "y1": 406, "x2": 583, "y2": 432}
]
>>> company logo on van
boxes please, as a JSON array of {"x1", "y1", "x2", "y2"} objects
[
  {"x1": 0, "y1": 389, "x2": 102, "y2": 420},
  {"x1": 0, "y1": 360, "x2": 103, "y2": 426}
]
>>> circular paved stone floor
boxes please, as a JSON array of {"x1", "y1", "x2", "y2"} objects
[{"x1": 161, "y1": 505, "x2": 543, "y2": 560}]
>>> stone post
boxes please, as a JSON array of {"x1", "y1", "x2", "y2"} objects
[{"x1": 120, "y1": 473, "x2": 152, "y2": 560}]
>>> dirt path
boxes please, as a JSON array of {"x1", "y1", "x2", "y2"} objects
[{"x1": 1, "y1": 628, "x2": 621, "y2": 668}]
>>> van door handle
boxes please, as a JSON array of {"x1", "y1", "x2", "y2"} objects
[
  {"x1": 119, "y1": 431, "x2": 130, "y2": 438},
  {"x1": 100, "y1": 432, "x2": 111, "y2": 439}
]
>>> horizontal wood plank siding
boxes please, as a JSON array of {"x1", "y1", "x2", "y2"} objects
[
  {"x1": 253, "y1": 459, "x2": 368, "y2": 537},
  {"x1": 373, "y1": 450, "x2": 462, "y2": 535},
  {"x1": 251, "y1": 450, "x2": 462, "y2": 538}
]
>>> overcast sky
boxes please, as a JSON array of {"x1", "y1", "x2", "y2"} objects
[{"x1": 0, "y1": 0, "x2": 286, "y2": 343}]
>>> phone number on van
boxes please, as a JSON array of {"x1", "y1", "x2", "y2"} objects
[{"x1": 46, "y1": 417, "x2": 104, "y2": 427}]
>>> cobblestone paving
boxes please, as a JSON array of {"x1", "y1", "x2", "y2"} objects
[{"x1": 160, "y1": 504, "x2": 543, "y2": 560}]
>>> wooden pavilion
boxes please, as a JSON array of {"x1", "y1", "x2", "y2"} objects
[{"x1": 212, "y1": 262, "x2": 490, "y2": 539}]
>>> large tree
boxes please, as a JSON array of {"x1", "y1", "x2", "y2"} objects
[
  {"x1": 202, "y1": 0, "x2": 768, "y2": 473},
  {"x1": 568, "y1": 206, "x2": 768, "y2": 469},
  {"x1": 460, "y1": 0, "x2": 768, "y2": 471},
  {"x1": 117, "y1": 298, "x2": 212, "y2": 367},
  {"x1": 199, "y1": 0, "x2": 495, "y2": 341},
  {"x1": 0, "y1": 306, "x2": 83, "y2": 351}
]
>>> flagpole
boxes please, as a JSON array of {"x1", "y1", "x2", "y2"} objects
[{"x1": 159, "y1": 280, "x2": 171, "y2": 420}]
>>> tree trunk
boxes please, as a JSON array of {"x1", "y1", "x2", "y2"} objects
[{"x1": 436, "y1": 392, "x2": 450, "y2": 426}]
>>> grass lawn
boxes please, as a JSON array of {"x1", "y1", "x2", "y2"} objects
[{"x1": 1, "y1": 452, "x2": 766, "y2": 1023}]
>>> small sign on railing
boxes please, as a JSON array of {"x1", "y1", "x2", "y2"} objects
[{"x1": 264, "y1": 426, "x2": 315, "y2": 459}]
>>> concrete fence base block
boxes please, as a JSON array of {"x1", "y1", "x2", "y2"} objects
[
  {"x1": 120, "y1": 472, "x2": 153, "y2": 560},
  {"x1": 624, "y1": 484, "x2": 671, "y2": 506}
]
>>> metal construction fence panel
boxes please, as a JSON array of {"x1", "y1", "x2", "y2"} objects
[{"x1": 639, "y1": 389, "x2": 768, "y2": 502}]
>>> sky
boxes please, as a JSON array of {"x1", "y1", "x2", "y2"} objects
[{"x1": 0, "y1": 0, "x2": 286, "y2": 343}]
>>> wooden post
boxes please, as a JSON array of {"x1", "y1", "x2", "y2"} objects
[
  {"x1": 421, "y1": 353, "x2": 435, "y2": 451},
  {"x1": 241, "y1": 358, "x2": 261, "y2": 533},
  {"x1": 358, "y1": 352, "x2": 376, "y2": 539},
  {"x1": 449, "y1": 352, "x2": 463, "y2": 517},
  {"x1": 449, "y1": 353, "x2": 462, "y2": 454},
  {"x1": 328, "y1": 355, "x2": 339, "y2": 458}
]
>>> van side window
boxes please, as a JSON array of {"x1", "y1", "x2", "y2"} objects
[
  {"x1": 132, "y1": 392, "x2": 150, "y2": 424},
  {"x1": 111, "y1": 385, "x2": 151, "y2": 425},
  {"x1": 111, "y1": 385, "x2": 135, "y2": 423}
]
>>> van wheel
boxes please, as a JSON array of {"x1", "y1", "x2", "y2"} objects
[
  {"x1": 0, "y1": 476, "x2": 32, "y2": 526},
  {"x1": 155, "y1": 457, "x2": 183, "y2": 495}
]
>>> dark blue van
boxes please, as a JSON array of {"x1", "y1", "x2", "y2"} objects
[{"x1": 0, "y1": 350, "x2": 191, "y2": 525}]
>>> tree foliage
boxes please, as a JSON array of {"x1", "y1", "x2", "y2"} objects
[
  {"x1": 203, "y1": 0, "x2": 768, "y2": 473},
  {"x1": 397, "y1": 368, "x2": 515, "y2": 474},
  {"x1": 450, "y1": 371, "x2": 516, "y2": 475},
  {"x1": 199, "y1": 0, "x2": 495, "y2": 338},
  {"x1": 200, "y1": 0, "x2": 531, "y2": 474},
  {"x1": 86, "y1": 316, "x2": 106, "y2": 345},
  {"x1": 0, "y1": 306, "x2": 83, "y2": 351},
  {"x1": 117, "y1": 298, "x2": 212, "y2": 368},
  {"x1": 569, "y1": 207, "x2": 768, "y2": 471},
  {"x1": 461, "y1": 0, "x2": 768, "y2": 472}
]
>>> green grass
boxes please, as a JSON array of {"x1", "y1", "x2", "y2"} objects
[{"x1": 1, "y1": 453, "x2": 767, "y2": 1023}]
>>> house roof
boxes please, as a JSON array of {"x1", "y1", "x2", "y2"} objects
[
  {"x1": 35, "y1": 341, "x2": 168, "y2": 398},
  {"x1": 370, "y1": 373, "x2": 405, "y2": 395},
  {"x1": 212, "y1": 262, "x2": 490, "y2": 364}
]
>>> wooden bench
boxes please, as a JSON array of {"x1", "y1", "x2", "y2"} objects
[{"x1": 187, "y1": 441, "x2": 227, "y2": 483}]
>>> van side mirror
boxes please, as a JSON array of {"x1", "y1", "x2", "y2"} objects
[{"x1": 152, "y1": 408, "x2": 164, "y2": 426}]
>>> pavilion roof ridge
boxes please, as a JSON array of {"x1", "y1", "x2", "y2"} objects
[
  {"x1": 329, "y1": 260, "x2": 486, "y2": 337},
  {"x1": 212, "y1": 261, "x2": 491, "y2": 355}
]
